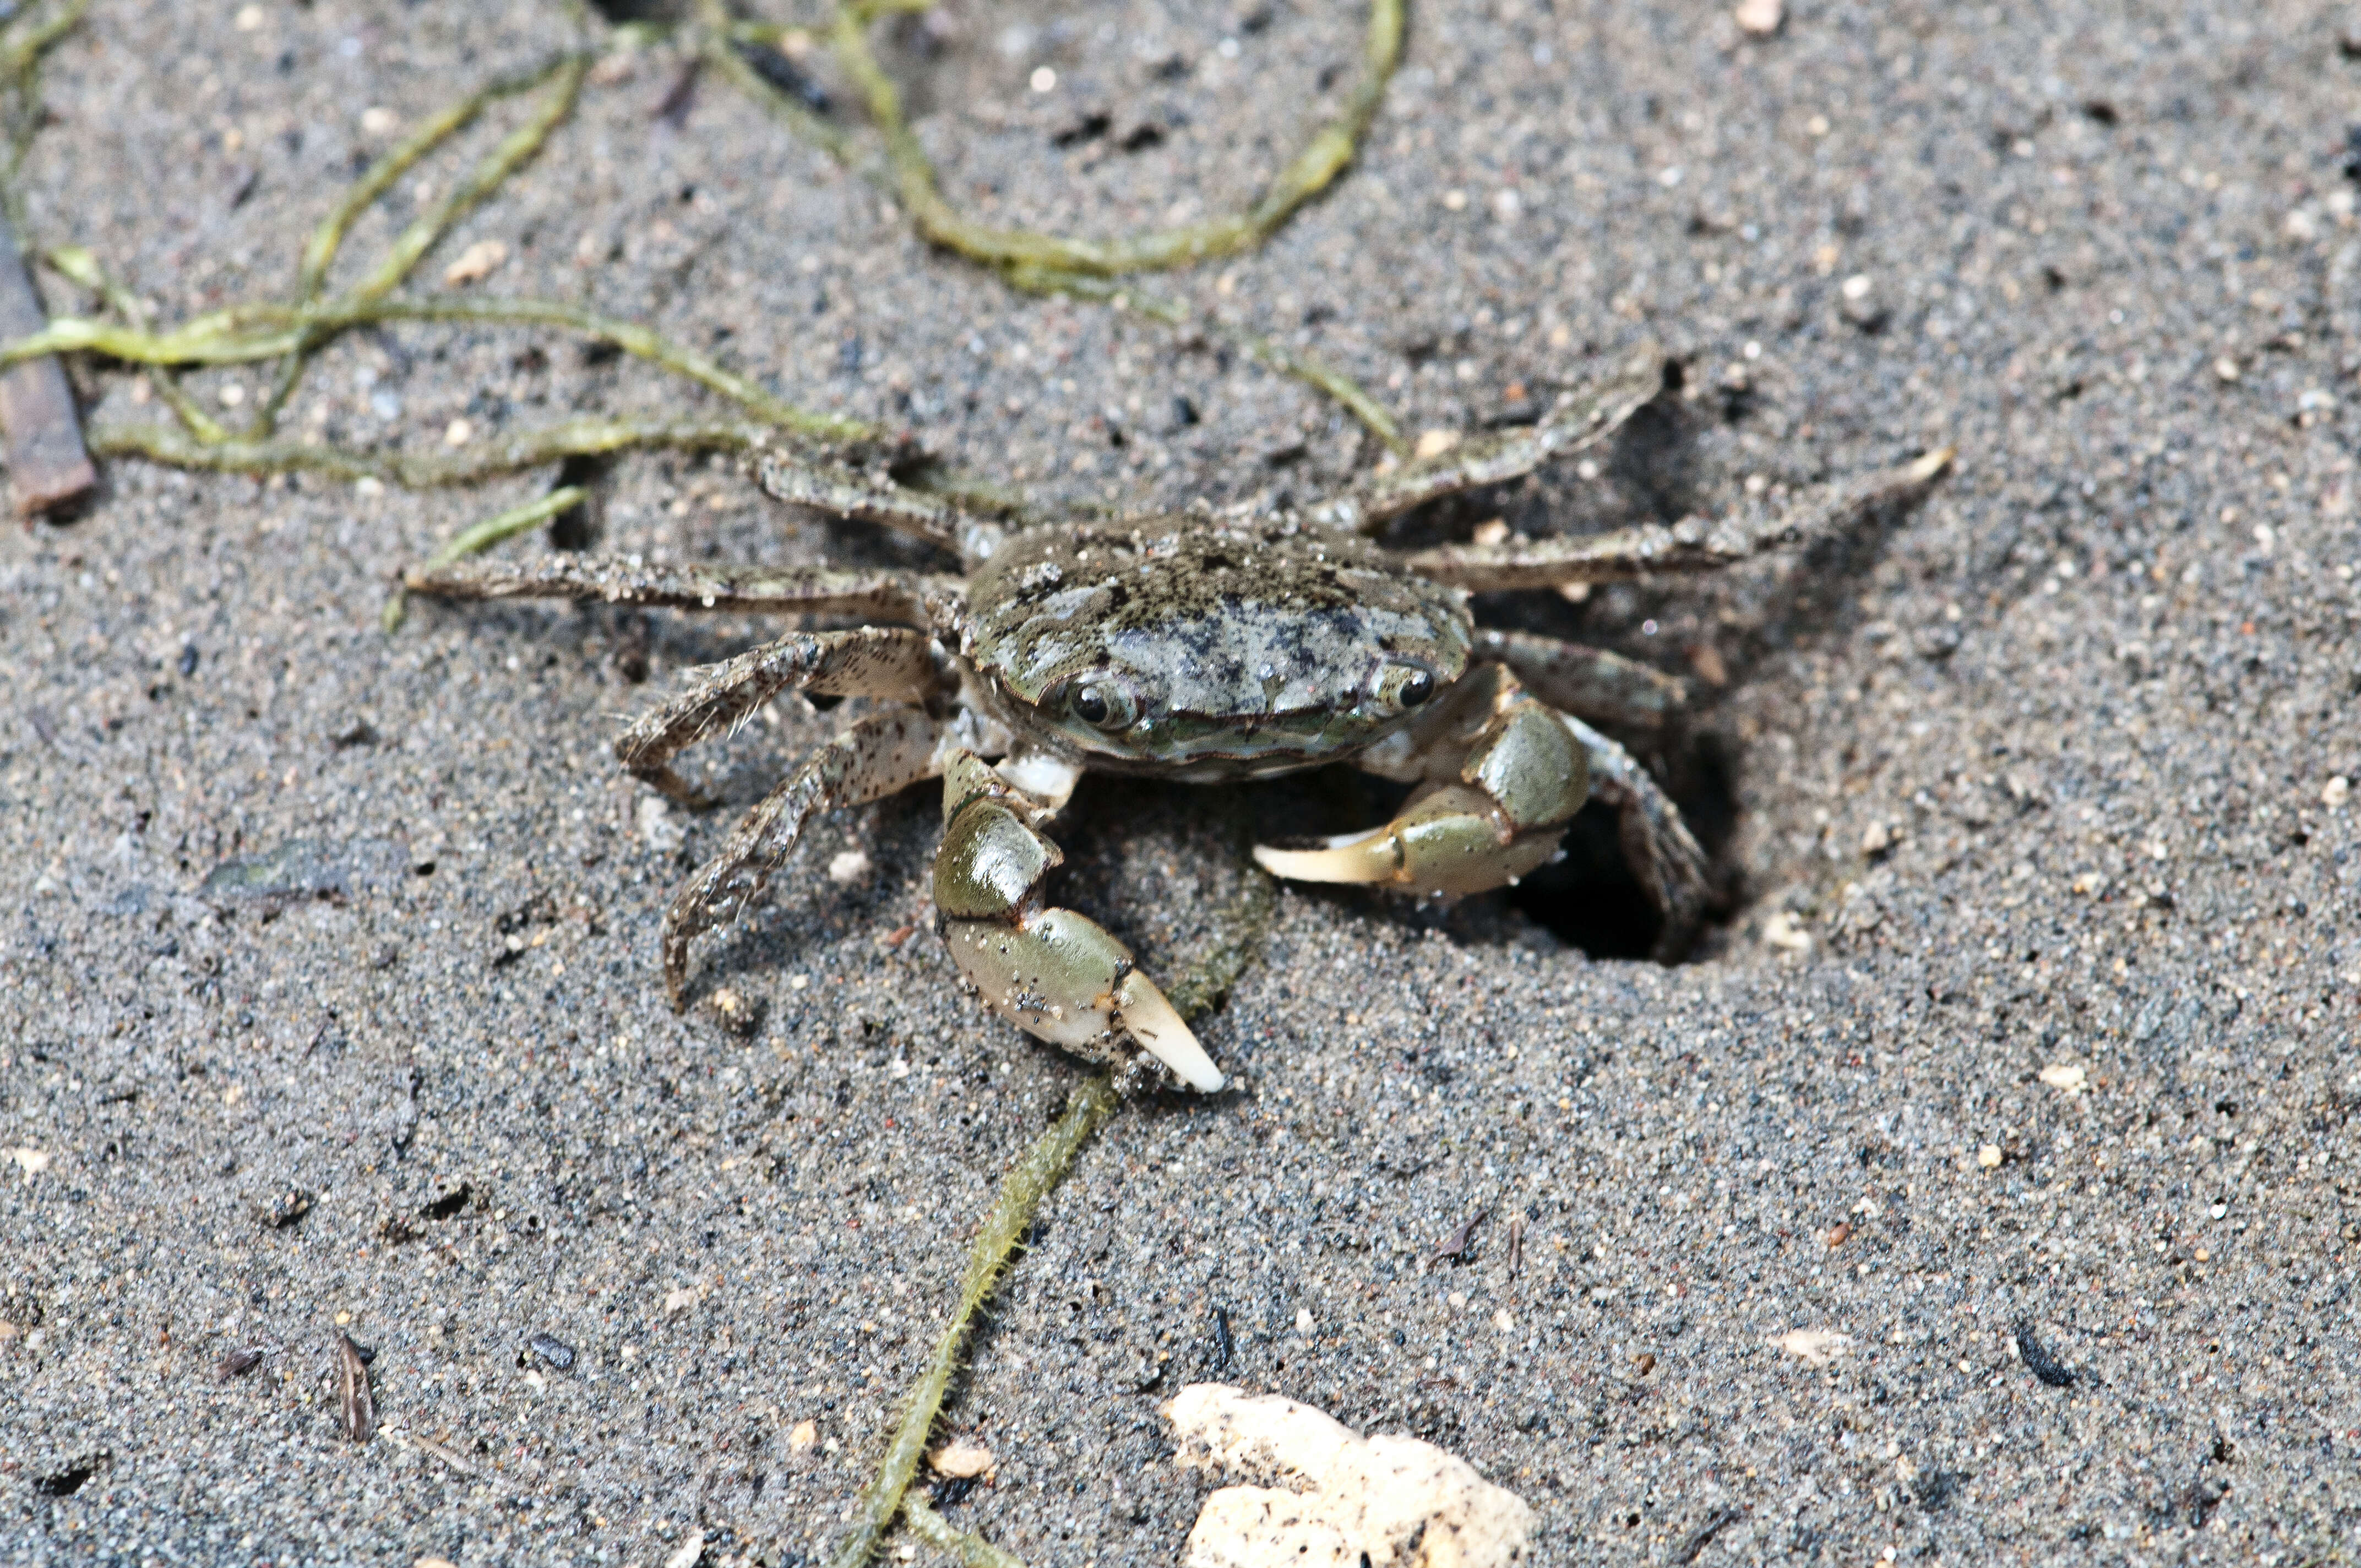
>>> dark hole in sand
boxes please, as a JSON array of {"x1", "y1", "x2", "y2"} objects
[
  {"x1": 34, "y1": 1456, "x2": 102, "y2": 1497},
  {"x1": 1508, "y1": 730, "x2": 1739, "y2": 961},
  {"x1": 421, "y1": 1184, "x2": 472, "y2": 1221}
]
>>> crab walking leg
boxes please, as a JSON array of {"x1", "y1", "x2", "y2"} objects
[
  {"x1": 1560, "y1": 714, "x2": 1711, "y2": 957},
  {"x1": 1401, "y1": 448, "x2": 1955, "y2": 592},
  {"x1": 404, "y1": 553, "x2": 954, "y2": 627},
  {"x1": 932, "y1": 749, "x2": 1225, "y2": 1092},
  {"x1": 1305, "y1": 340, "x2": 1667, "y2": 536},
  {"x1": 753, "y1": 451, "x2": 1012, "y2": 565},
  {"x1": 1254, "y1": 694, "x2": 1592, "y2": 899},
  {"x1": 1473, "y1": 628, "x2": 1689, "y2": 731},
  {"x1": 615, "y1": 627, "x2": 953, "y2": 807},
  {"x1": 662, "y1": 707, "x2": 943, "y2": 1006}
]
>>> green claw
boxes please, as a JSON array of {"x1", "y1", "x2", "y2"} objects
[
  {"x1": 1462, "y1": 700, "x2": 1589, "y2": 832},
  {"x1": 939, "y1": 912, "x2": 1223, "y2": 1091},
  {"x1": 933, "y1": 797, "x2": 1058, "y2": 919},
  {"x1": 1252, "y1": 698, "x2": 1588, "y2": 899},
  {"x1": 933, "y1": 750, "x2": 1226, "y2": 1091}
]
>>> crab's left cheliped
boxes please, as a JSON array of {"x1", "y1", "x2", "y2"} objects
[{"x1": 932, "y1": 749, "x2": 1225, "y2": 1092}]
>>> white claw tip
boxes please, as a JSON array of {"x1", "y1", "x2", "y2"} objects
[
  {"x1": 1251, "y1": 830, "x2": 1399, "y2": 886},
  {"x1": 1908, "y1": 447, "x2": 1956, "y2": 482},
  {"x1": 1116, "y1": 974, "x2": 1225, "y2": 1092}
]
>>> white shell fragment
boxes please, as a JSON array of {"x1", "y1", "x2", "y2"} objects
[
  {"x1": 2037, "y1": 1063, "x2": 2090, "y2": 1095},
  {"x1": 1165, "y1": 1384, "x2": 1536, "y2": 1567},
  {"x1": 1771, "y1": 1328, "x2": 1853, "y2": 1366},
  {"x1": 929, "y1": 1437, "x2": 994, "y2": 1478}
]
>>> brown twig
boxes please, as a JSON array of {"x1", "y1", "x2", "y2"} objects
[
  {"x1": 0, "y1": 209, "x2": 89, "y2": 516},
  {"x1": 335, "y1": 1333, "x2": 377, "y2": 1443}
]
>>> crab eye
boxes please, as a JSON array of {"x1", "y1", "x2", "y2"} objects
[
  {"x1": 1375, "y1": 662, "x2": 1437, "y2": 711},
  {"x1": 1063, "y1": 679, "x2": 1136, "y2": 731}
]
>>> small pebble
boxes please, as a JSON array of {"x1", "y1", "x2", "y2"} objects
[
  {"x1": 1413, "y1": 428, "x2": 1460, "y2": 460},
  {"x1": 1770, "y1": 1329, "x2": 1851, "y2": 1366},
  {"x1": 443, "y1": 417, "x2": 474, "y2": 447},
  {"x1": 2323, "y1": 775, "x2": 2351, "y2": 808},
  {"x1": 2038, "y1": 1063, "x2": 2090, "y2": 1095},
  {"x1": 930, "y1": 1438, "x2": 994, "y2": 1478},
  {"x1": 1838, "y1": 273, "x2": 1886, "y2": 330},
  {"x1": 709, "y1": 987, "x2": 759, "y2": 1036},
  {"x1": 638, "y1": 796, "x2": 684, "y2": 852},
  {"x1": 2213, "y1": 356, "x2": 2240, "y2": 383},
  {"x1": 1734, "y1": 0, "x2": 1783, "y2": 34},
  {"x1": 1978, "y1": 1144, "x2": 2003, "y2": 1168},
  {"x1": 442, "y1": 239, "x2": 509, "y2": 287},
  {"x1": 1029, "y1": 66, "x2": 1057, "y2": 92},
  {"x1": 788, "y1": 1419, "x2": 819, "y2": 1451},
  {"x1": 360, "y1": 106, "x2": 398, "y2": 137},
  {"x1": 528, "y1": 1332, "x2": 577, "y2": 1371},
  {"x1": 827, "y1": 848, "x2": 872, "y2": 884}
]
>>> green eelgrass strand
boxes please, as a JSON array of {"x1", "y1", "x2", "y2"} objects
[
  {"x1": 827, "y1": 1074, "x2": 1120, "y2": 1568},
  {"x1": 901, "y1": 1496, "x2": 1028, "y2": 1568},
  {"x1": 379, "y1": 483, "x2": 589, "y2": 633},
  {"x1": 0, "y1": 293, "x2": 878, "y2": 445},
  {"x1": 252, "y1": 53, "x2": 590, "y2": 437},
  {"x1": 829, "y1": 861, "x2": 1274, "y2": 1568},
  {"x1": 42, "y1": 244, "x2": 227, "y2": 444},
  {"x1": 824, "y1": 0, "x2": 1402, "y2": 279}
]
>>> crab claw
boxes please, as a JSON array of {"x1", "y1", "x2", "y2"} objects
[
  {"x1": 1110, "y1": 967, "x2": 1223, "y2": 1092},
  {"x1": 1254, "y1": 698, "x2": 1590, "y2": 899},
  {"x1": 940, "y1": 912, "x2": 1225, "y2": 1092},
  {"x1": 934, "y1": 747, "x2": 1225, "y2": 1091}
]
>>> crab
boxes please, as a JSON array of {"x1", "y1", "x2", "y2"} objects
[{"x1": 407, "y1": 342, "x2": 1947, "y2": 1092}]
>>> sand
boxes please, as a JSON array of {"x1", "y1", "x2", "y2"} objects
[{"x1": 3, "y1": 1, "x2": 2357, "y2": 1562}]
